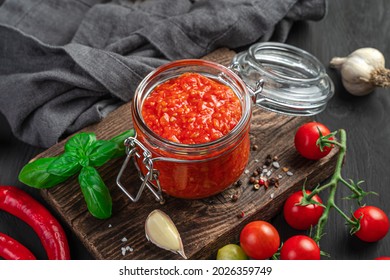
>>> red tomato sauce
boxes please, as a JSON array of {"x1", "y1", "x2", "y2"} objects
[
  {"x1": 142, "y1": 72, "x2": 242, "y2": 144},
  {"x1": 136, "y1": 72, "x2": 249, "y2": 199}
]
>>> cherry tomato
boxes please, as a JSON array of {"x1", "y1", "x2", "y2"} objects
[
  {"x1": 283, "y1": 190, "x2": 324, "y2": 230},
  {"x1": 353, "y1": 206, "x2": 389, "y2": 242},
  {"x1": 375, "y1": 256, "x2": 390, "y2": 260},
  {"x1": 239, "y1": 221, "x2": 280, "y2": 260},
  {"x1": 294, "y1": 122, "x2": 333, "y2": 160},
  {"x1": 216, "y1": 244, "x2": 248, "y2": 260},
  {"x1": 280, "y1": 235, "x2": 320, "y2": 260}
]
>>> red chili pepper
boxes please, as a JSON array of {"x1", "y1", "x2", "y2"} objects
[
  {"x1": 0, "y1": 232, "x2": 36, "y2": 260},
  {"x1": 0, "y1": 186, "x2": 70, "y2": 260}
]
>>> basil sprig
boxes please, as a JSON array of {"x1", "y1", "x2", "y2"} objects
[{"x1": 18, "y1": 129, "x2": 135, "y2": 219}]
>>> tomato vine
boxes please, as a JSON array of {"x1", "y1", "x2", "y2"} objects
[{"x1": 304, "y1": 128, "x2": 385, "y2": 243}]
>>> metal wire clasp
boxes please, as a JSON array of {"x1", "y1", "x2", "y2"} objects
[
  {"x1": 229, "y1": 62, "x2": 264, "y2": 104},
  {"x1": 116, "y1": 137, "x2": 165, "y2": 203}
]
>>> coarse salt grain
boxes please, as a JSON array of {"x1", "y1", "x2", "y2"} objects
[
  {"x1": 108, "y1": 224, "x2": 112, "y2": 228},
  {"x1": 278, "y1": 174, "x2": 283, "y2": 179},
  {"x1": 270, "y1": 193, "x2": 275, "y2": 199},
  {"x1": 266, "y1": 170, "x2": 272, "y2": 177},
  {"x1": 287, "y1": 171, "x2": 294, "y2": 176},
  {"x1": 244, "y1": 169, "x2": 250, "y2": 175},
  {"x1": 255, "y1": 159, "x2": 259, "y2": 163},
  {"x1": 272, "y1": 161, "x2": 280, "y2": 169},
  {"x1": 121, "y1": 237, "x2": 128, "y2": 242},
  {"x1": 121, "y1": 245, "x2": 134, "y2": 256}
]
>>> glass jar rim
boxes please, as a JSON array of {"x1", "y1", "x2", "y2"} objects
[
  {"x1": 132, "y1": 59, "x2": 252, "y2": 155},
  {"x1": 247, "y1": 42, "x2": 327, "y2": 84}
]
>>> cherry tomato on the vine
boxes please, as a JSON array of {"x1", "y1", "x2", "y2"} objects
[
  {"x1": 375, "y1": 256, "x2": 390, "y2": 260},
  {"x1": 283, "y1": 190, "x2": 324, "y2": 230},
  {"x1": 280, "y1": 235, "x2": 320, "y2": 260},
  {"x1": 239, "y1": 221, "x2": 280, "y2": 260},
  {"x1": 294, "y1": 122, "x2": 333, "y2": 160},
  {"x1": 353, "y1": 206, "x2": 389, "y2": 242}
]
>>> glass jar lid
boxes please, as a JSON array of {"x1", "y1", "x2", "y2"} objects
[{"x1": 231, "y1": 42, "x2": 334, "y2": 116}]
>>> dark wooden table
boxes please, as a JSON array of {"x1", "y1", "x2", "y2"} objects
[{"x1": 1, "y1": 0, "x2": 389, "y2": 260}]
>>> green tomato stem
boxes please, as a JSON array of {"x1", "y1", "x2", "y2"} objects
[
  {"x1": 313, "y1": 186, "x2": 335, "y2": 243},
  {"x1": 307, "y1": 182, "x2": 332, "y2": 199},
  {"x1": 306, "y1": 132, "x2": 346, "y2": 200},
  {"x1": 311, "y1": 129, "x2": 350, "y2": 243},
  {"x1": 332, "y1": 203, "x2": 357, "y2": 226},
  {"x1": 321, "y1": 139, "x2": 343, "y2": 148},
  {"x1": 339, "y1": 177, "x2": 362, "y2": 196}
]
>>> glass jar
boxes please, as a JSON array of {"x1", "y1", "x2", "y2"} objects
[
  {"x1": 232, "y1": 42, "x2": 334, "y2": 116},
  {"x1": 118, "y1": 59, "x2": 252, "y2": 201},
  {"x1": 116, "y1": 43, "x2": 334, "y2": 202}
]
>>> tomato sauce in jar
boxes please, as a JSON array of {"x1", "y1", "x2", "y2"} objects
[
  {"x1": 132, "y1": 60, "x2": 252, "y2": 199},
  {"x1": 142, "y1": 73, "x2": 242, "y2": 145}
]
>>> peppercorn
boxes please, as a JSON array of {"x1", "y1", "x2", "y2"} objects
[
  {"x1": 253, "y1": 170, "x2": 259, "y2": 177},
  {"x1": 233, "y1": 180, "x2": 242, "y2": 187},
  {"x1": 264, "y1": 154, "x2": 272, "y2": 166},
  {"x1": 268, "y1": 177, "x2": 279, "y2": 188},
  {"x1": 256, "y1": 166, "x2": 262, "y2": 174},
  {"x1": 237, "y1": 211, "x2": 245, "y2": 218},
  {"x1": 249, "y1": 177, "x2": 256, "y2": 184},
  {"x1": 231, "y1": 193, "x2": 239, "y2": 202},
  {"x1": 252, "y1": 144, "x2": 259, "y2": 151}
]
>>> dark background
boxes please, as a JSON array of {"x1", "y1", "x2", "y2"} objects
[{"x1": 1, "y1": 0, "x2": 389, "y2": 260}]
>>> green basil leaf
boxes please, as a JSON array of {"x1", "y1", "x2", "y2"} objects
[
  {"x1": 110, "y1": 129, "x2": 135, "y2": 145},
  {"x1": 78, "y1": 154, "x2": 90, "y2": 167},
  {"x1": 47, "y1": 153, "x2": 81, "y2": 177},
  {"x1": 18, "y1": 157, "x2": 69, "y2": 189},
  {"x1": 64, "y1": 132, "x2": 97, "y2": 154},
  {"x1": 109, "y1": 129, "x2": 135, "y2": 158},
  {"x1": 86, "y1": 140, "x2": 118, "y2": 167},
  {"x1": 78, "y1": 166, "x2": 112, "y2": 219}
]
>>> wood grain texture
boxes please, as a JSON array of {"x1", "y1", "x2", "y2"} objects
[{"x1": 34, "y1": 49, "x2": 338, "y2": 260}]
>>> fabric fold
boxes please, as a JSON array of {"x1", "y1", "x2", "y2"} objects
[{"x1": 0, "y1": 0, "x2": 327, "y2": 148}]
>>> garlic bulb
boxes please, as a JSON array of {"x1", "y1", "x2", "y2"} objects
[
  {"x1": 145, "y1": 209, "x2": 187, "y2": 259},
  {"x1": 330, "y1": 47, "x2": 390, "y2": 96}
]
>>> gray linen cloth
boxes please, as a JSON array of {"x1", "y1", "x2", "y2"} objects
[{"x1": 0, "y1": 0, "x2": 326, "y2": 148}]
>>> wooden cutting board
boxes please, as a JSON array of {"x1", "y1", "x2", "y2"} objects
[{"x1": 36, "y1": 49, "x2": 338, "y2": 260}]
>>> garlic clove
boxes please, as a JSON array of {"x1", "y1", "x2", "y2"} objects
[{"x1": 145, "y1": 209, "x2": 187, "y2": 259}]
